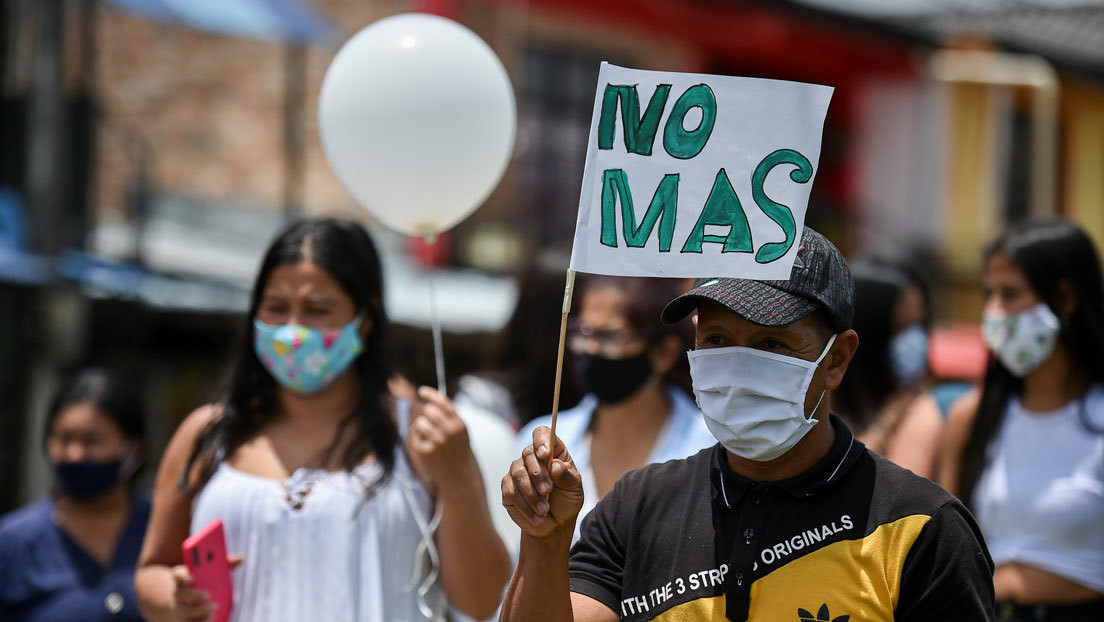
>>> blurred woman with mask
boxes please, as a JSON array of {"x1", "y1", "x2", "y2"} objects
[
  {"x1": 0, "y1": 368, "x2": 148, "y2": 621},
  {"x1": 833, "y1": 261, "x2": 944, "y2": 478},
  {"x1": 941, "y1": 220, "x2": 1104, "y2": 620},
  {"x1": 135, "y1": 219, "x2": 509, "y2": 622},
  {"x1": 517, "y1": 276, "x2": 714, "y2": 539}
]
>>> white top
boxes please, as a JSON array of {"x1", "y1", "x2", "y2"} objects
[
  {"x1": 191, "y1": 410, "x2": 445, "y2": 622},
  {"x1": 973, "y1": 384, "x2": 1104, "y2": 593},
  {"x1": 519, "y1": 386, "x2": 716, "y2": 543}
]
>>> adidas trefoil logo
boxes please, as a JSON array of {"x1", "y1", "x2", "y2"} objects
[{"x1": 798, "y1": 603, "x2": 849, "y2": 622}]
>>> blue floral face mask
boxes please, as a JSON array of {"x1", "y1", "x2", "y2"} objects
[{"x1": 253, "y1": 316, "x2": 365, "y2": 394}]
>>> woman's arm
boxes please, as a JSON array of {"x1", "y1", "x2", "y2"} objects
[
  {"x1": 936, "y1": 390, "x2": 980, "y2": 497},
  {"x1": 135, "y1": 405, "x2": 221, "y2": 622},
  {"x1": 884, "y1": 392, "x2": 944, "y2": 480},
  {"x1": 408, "y1": 387, "x2": 511, "y2": 620}
]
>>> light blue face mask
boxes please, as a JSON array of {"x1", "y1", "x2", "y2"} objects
[
  {"x1": 253, "y1": 316, "x2": 364, "y2": 395},
  {"x1": 890, "y1": 324, "x2": 929, "y2": 385}
]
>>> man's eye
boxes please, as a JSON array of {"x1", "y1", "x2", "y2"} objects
[
  {"x1": 703, "y1": 334, "x2": 729, "y2": 347},
  {"x1": 763, "y1": 339, "x2": 787, "y2": 351}
]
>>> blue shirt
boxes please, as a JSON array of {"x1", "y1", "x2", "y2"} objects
[
  {"x1": 0, "y1": 493, "x2": 150, "y2": 621},
  {"x1": 519, "y1": 385, "x2": 717, "y2": 542}
]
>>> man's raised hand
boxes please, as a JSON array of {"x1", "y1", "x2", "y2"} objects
[{"x1": 501, "y1": 426, "x2": 584, "y2": 539}]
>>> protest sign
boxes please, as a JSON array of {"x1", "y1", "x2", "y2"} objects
[{"x1": 569, "y1": 63, "x2": 833, "y2": 280}]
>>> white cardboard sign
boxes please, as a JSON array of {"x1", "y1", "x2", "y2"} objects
[{"x1": 569, "y1": 63, "x2": 833, "y2": 279}]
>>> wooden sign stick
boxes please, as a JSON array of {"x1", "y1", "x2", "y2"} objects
[{"x1": 548, "y1": 269, "x2": 576, "y2": 455}]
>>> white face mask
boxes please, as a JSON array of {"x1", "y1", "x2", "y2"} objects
[
  {"x1": 688, "y1": 334, "x2": 836, "y2": 462},
  {"x1": 981, "y1": 302, "x2": 1061, "y2": 377}
]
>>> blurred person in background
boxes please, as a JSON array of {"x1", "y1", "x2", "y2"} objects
[
  {"x1": 454, "y1": 256, "x2": 583, "y2": 429},
  {"x1": 517, "y1": 276, "x2": 714, "y2": 538},
  {"x1": 833, "y1": 261, "x2": 943, "y2": 478},
  {"x1": 0, "y1": 368, "x2": 149, "y2": 621},
  {"x1": 134, "y1": 219, "x2": 509, "y2": 622},
  {"x1": 941, "y1": 219, "x2": 1104, "y2": 621}
]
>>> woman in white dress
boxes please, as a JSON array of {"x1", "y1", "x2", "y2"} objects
[
  {"x1": 135, "y1": 219, "x2": 510, "y2": 622},
  {"x1": 941, "y1": 219, "x2": 1104, "y2": 621}
]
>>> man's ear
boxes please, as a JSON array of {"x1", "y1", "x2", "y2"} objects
[{"x1": 823, "y1": 329, "x2": 859, "y2": 391}]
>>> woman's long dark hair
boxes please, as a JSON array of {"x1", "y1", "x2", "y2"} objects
[
  {"x1": 834, "y1": 261, "x2": 930, "y2": 434},
  {"x1": 182, "y1": 219, "x2": 396, "y2": 495},
  {"x1": 958, "y1": 219, "x2": 1104, "y2": 507}
]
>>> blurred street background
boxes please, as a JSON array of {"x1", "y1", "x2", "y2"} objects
[{"x1": 2, "y1": 0, "x2": 1103, "y2": 512}]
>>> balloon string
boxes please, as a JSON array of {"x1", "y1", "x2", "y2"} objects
[{"x1": 429, "y1": 266, "x2": 446, "y2": 396}]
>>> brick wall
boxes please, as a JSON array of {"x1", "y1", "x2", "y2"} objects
[{"x1": 83, "y1": 0, "x2": 401, "y2": 220}]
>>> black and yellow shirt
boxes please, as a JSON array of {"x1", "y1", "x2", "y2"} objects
[{"x1": 569, "y1": 415, "x2": 995, "y2": 621}]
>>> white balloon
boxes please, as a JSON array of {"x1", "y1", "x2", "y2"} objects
[{"x1": 318, "y1": 14, "x2": 517, "y2": 237}]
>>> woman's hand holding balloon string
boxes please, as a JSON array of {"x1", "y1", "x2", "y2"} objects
[
  {"x1": 406, "y1": 386, "x2": 512, "y2": 619},
  {"x1": 406, "y1": 386, "x2": 480, "y2": 496}
]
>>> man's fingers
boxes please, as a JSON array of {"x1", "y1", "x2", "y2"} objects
[
  {"x1": 509, "y1": 459, "x2": 549, "y2": 516},
  {"x1": 522, "y1": 445, "x2": 553, "y2": 496},
  {"x1": 502, "y1": 469, "x2": 546, "y2": 525},
  {"x1": 531, "y1": 426, "x2": 569, "y2": 462},
  {"x1": 550, "y1": 458, "x2": 583, "y2": 490}
]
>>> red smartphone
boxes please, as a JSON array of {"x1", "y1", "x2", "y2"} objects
[{"x1": 182, "y1": 519, "x2": 233, "y2": 622}]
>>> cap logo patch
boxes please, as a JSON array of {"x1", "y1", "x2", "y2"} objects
[{"x1": 793, "y1": 245, "x2": 808, "y2": 271}]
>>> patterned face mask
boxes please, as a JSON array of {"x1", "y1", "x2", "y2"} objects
[
  {"x1": 253, "y1": 316, "x2": 364, "y2": 394},
  {"x1": 981, "y1": 302, "x2": 1060, "y2": 377}
]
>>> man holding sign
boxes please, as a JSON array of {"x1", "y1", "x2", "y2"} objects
[{"x1": 499, "y1": 65, "x2": 995, "y2": 621}]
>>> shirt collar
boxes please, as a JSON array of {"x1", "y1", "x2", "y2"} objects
[{"x1": 711, "y1": 414, "x2": 865, "y2": 509}]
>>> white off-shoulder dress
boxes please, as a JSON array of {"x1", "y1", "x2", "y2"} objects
[{"x1": 191, "y1": 416, "x2": 445, "y2": 622}]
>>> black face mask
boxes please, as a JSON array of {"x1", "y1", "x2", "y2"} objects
[
  {"x1": 575, "y1": 351, "x2": 654, "y2": 405},
  {"x1": 53, "y1": 459, "x2": 125, "y2": 500},
  {"x1": 52, "y1": 446, "x2": 139, "y2": 500}
]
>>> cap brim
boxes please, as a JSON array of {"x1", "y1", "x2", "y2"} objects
[{"x1": 661, "y1": 279, "x2": 820, "y2": 326}]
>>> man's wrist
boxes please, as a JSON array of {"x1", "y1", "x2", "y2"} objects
[{"x1": 520, "y1": 519, "x2": 577, "y2": 556}]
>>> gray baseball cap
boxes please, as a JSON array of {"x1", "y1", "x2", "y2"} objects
[{"x1": 660, "y1": 227, "x2": 854, "y2": 332}]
